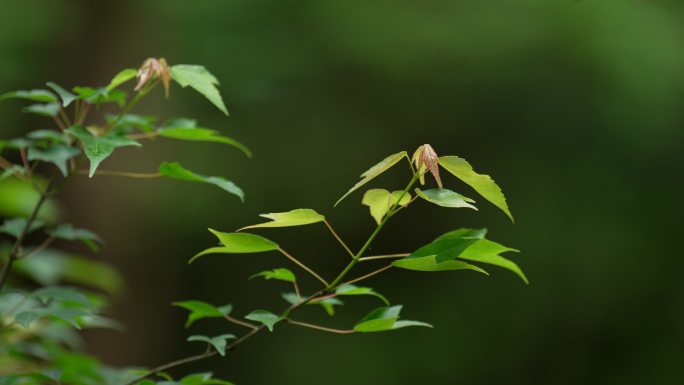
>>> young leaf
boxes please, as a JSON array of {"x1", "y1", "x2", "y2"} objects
[
  {"x1": 27, "y1": 145, "x2": 80, "y2": 176},
  {"x1": 173, "y1": 300, "x2": 232, "y2": 328},
  {"x1": 362, "y1": 189, "x2": 411, "y2": 225},
  {"x1": 458, "y1": 239, "x2": 528, "y2": 284},
  {"x1": 245, "y1": 310, "x2": 282, "y2": 331},
  {"x1": 158, "y1": 162, "x2": 244, "y2": 201},
  {"x1": 47, "y1": 223, "x2": 103, "y2": 251},
  {"x1": 189, "y1": 230, "x2": 278, "y2": 264},
  {"x1": 107, "y1": 68, "x2": 137, "y2": 91},
  {"x1": 158, "y1": 126, "x2": 251, "y2": 157},
  {"x1": 392, "y1": 255, "x2": 488, "y2": 274},
  {"x1": 414, "y1": 188, "x2": 477, "y2": 210},
  {"x1": 250, "y1": 268, "x2": 296, "y2": 283},
  {"x1": 439, "y1": 156, "x2": 513, "y2": 222},
  {"x1": 281, "y1": 292, "x2": 344, "y2": 316},
  {"x1": 0, "y1": 217, "x2": 44, "y2": 238},
  {"x1": 335, "y1": 284, "x2": 389, "y2": 305},
  {"x1": 239, "y1": 209, "x2": 325, "y2": 230},
  {"x1": 335, "y1": 151, "x2": 408, "y2": 207},
  {"x1": 0, "y1": 89, "x2": 57, "y2": 103},
  {"x1": 66, "y1": 126, "x2": 141, "y2": 177},
  {"x1": 187, "y1": 334, "x2": 236, "y2": 356},
  {"x1": 23, "y1": 102, "x2": 61, "y2": 117},
  {"x1": 170, "y1": 65, "x2": 228, "y2": 115},
  {"x1": 46, "y1": 82, "x2": 77, "y2": 107},
  {"x1": 353, "y1": 305, "x2": 432, "y2": 332}
]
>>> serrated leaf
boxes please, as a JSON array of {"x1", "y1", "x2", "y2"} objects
[
  {"x1": 335, "y1": 151, "x2": 408, "y2": 207},
  {"x1": 414, "y1": 188, "x2": 477, "y2": 210},
  {"x1": 48, "y1": 223, "x2": 102, "y2": 251},
  {"x1": 392, "y1": 255, "x2": 489, "y2": 274},
  {"x1": 189, "y1": 230, "x2": 279, "y2": 264},
  {"x1": 0, "y1": 217, "x2": 44, "y2": 238},
  {"x1": 158, "y1": 161, "x2": 243, "y2": 201},
  {"x1": 107, "y1": 68, "x2": 137, "y2": 91},
  {"x1": 27, "y1": 145, "x2": 80, "y2": 176},
  {"x1": 158, "y1": 127, "x2": 251, "y2": 157},
  {"x1": 353, "y1": 305, "x2": 432, "y2": 332},
  {"x1": 173, "y1": 300, "x2": 232, "y2": 328},
  {"x1": 458, "y1": 239, "x2": 528, "y2": 284},
  {"x1": 0, "y1": 89, "x2": 57, "y2": 103},
  {"x1": 439, "y1": 155, "x2": 513, "y2": 222},
  {"x1": 239, "y1": 209, "x2": 325, "y2": 230},
  {"x1": 335, "y1": 284, "x2": 389, "y2": 305},
  {"x1": 170, "y1": 65, "x2": 228, "y2": 115},
  {"x1": 23, "y1": 102, "x2": 61, "y2": 117},
  {"x1": 362, "y1": 189, "x2": 411, "y2": 225},
  {"x1": 66, "y1": 125, "x2": 141, "y2": 177},
  {"x1": 46, "y1": 82, "x2": 77, "y2": 107},
  {"x1": 245, "y1": 310, "x2": 282, "y2": 331},
  {"x1": 187, "y1": 334, "x2": 236, "y2": 356},
  {"x1": 250, "y1": 268, "x2": 296, "y2": 283}
]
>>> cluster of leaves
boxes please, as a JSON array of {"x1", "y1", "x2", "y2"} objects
[{"x1": 0, "y1": 58, "x2": 243, "y2": 385}]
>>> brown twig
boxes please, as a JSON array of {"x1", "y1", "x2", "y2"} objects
[
  {"x1": 286, "y1": 319, "x2": 354, "y2": 334},
  {"x1": 323, "y1": 220, "x2": 354, "y2": 259},
  {"x1": 224, "y1": 315, "x2": 258, "y2": 330}
]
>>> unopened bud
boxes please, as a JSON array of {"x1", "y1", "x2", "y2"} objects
[
  {"x1": 135, "y1": 57, "x2": 172, "y2": 97},
  {"x1": 415, "y1": 144, "x2": 442, "y2": 188}
]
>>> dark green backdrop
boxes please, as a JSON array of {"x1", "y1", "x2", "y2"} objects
[{"x1": 1, "y1": 1, "x2": 683, "y2": 384}]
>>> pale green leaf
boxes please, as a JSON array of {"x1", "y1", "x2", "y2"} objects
[
  {"x1": 408, "y1": 235, "x2": 480, "y2": 264},
  {"x1": 170, "y1": 65, "x2": 228, "y2": 115},
  {"x1": 335, "y1": 284, "x2": 389, "y2": 305},
  {"x1": 239, "y1": 209, "x2": 324, "y2": 230},
  {"x1": 354, "y1": 305, "x2": 432, "y2": 332},
  {"x1": 158, "y1": 162, "x2": 243, "y2": 201},
  {"x1": 27, "y1": 145, "x2": 80, "y2": 176},
  {"x1": 46, "y1": 82, "x2": 77, "y2": 107},
  {"x1": 439, "y1": 155, "x2": 513, "y2": 221},
  {"x1": 107, "y1": 68, "x2": 137, "y2": 91},
  {"x1": 361, "y1": 189, "x2": 411, "y2": 225},
  {"x1": 173, "y1": 300, "x2": 232, "y2": 328},
  {"x1": 73, "y1": 86, "x2": 126, "y2": 107},
  {"x1": 23, "y1": 102, "x2": 61, "y2": 117},
  {"x1": 414, "y1": 188, "x2": 477, "y2": 210},
  {"x1": 189, "y1": 230, "x2": 278, "y2": 264},
  {"x1": 0, "y1": 217, "x2": 44, "y2": 238},
  {"x1": 245, "y1": 310, "x2": 282, "y2": 331},
  {"x1": 158, "y1": 127, "x2": 251, "y2": 157},
  {"x1": 48, "y1": 223, "x2": 102, "y2": 251},
  {"x1": 392, "y1": 255, "x2": 489, "y2": 274},
  {"x1": 335, "y1": 151, "x2": 408, "y2": 207},
  {"x1": 27, "y1": 129, "x2": 68, "y2": 143},
  {"x1": 187, "y1": 334, "x2": 236, "y2": 356},
  {"x1": 0, "y1": 89, "x2": 57, "y2": 103},
  {"x1": 281, "y1": 292, "x2": 344, "y2": 316},
  {"x1": 66, "y1": 125, "x2": 141, "y2": 177},
  {"x1": 250, "y1": 268, "x2": 296, "y2": 283}
]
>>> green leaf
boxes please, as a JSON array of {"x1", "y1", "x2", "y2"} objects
[
  {"x1": 106, "y1": 114, "x2": 157, "y2": 133},
  {"x1": 189, "y1": 230, "x2": 279, "y2": 264},
  {"x1": 245, "y1": 310, "x2": 282, "y2": 331},
  {"x1": 335, "y1": 151, "x2": 408, "y2": 207},
  {"x1": 48, "y1": 223, "x2": 103, "y2": 251},
  {"x1": 362, "y1": 189, "x2": 411, "y2": 225},
  {"x1": 27, "y1": 129, "x2": 68, "y2": 143},
  {"x1": 158, "y1": 127, "x2": 251, "y2": 158},
  {"x1": 179, "y1": 372, "x2": 235, "y2": 385},
  {"x1": 458, "y1": 239, "x2": 528, "y2": 284},
  {"x1": 187, "y1": 334, "x2": 236, "y2": 356},
  {"x1": 170, "y1": 65, "x2": 228, "y2": 115},
  {"x1": 239, "y1": 209, "x2": 325, "y2": 230},
  {"x1": 414, "y1": 188, "x2": 477, "y2": 210},
  {"x1": 158, "y1": 162, "x2": 243, "y2": 201},
  {"x1": 0, "y1": 217, "x2": 44, "y2": 238},
  {"x1": 0, "y1": 165, "x2": 25, "y2": 182},
  {"x1": 27, "y1": 145, "x2": 80, "y2": 176},
  {"x1": 66, "y1": 125, "x2": 141, "y2": 177},
  {"x1": 23, "y1": 102, "x2": 61, "y2": 117},
  {"x1": 392, "y1": 255, "x2": 489, "y2": 274},
  {"x1": 46, "y1": 82, "x2": 77, "y2": 107},
  {"x1": 335, "y1": 284, "x2": 389, "y2": 305},
  {"x1": 73, "y1": 86, "x2": 126, "y2": 107},
  {"x1": 250, "y1": 268, "x2": 296, "y2": 283},
  {"x1": 107, "y1": 68, "x2": 137, "y2": 91},
  {"x1": 173, "y1": 300, "x2": 232, "y2": 328},
  {"x1": 353, "y1": 305, "x2": 432, "y2": 332},
  {"x1": 33, "y1": 286, "x2": 92, "y2": 307},
  {"x1": 408, "y1": 234, "x2": 480, "y2": 264},
  {"x1": 439, "y1": 155, "x2": 513, "y2": 221},
  {"x1": 15, "y1": 307, "x2": 91, "y2": 329},
  {"x1": 281, "y1": 292, "x2": 344, "y2": 316},
  {"x1": 0, "y1": 89, "x2": 57, "y2": 103}
]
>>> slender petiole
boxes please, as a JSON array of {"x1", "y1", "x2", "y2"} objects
[
  {"x1": 76, "y1": 170, "x2": 163, "y2": 178},
  {"x1": 341, "y1": 264, "x2": 393, "y2": 287},
  {"x1": 293, "y1": 280, "x2": 301, "y2": 298},
  {"x1": 287, "y1": 319, "x2": 354, "y2": 334},
  {"x1": 358, "y1": 253, "x2": 409, "y2": 262},
  {"x1": 278, "y1": 248, "x2": 329, "y2": 286},
  {"x1": 224, "y1": 315, "x2": 258, "y2": 330},
  {"x1": 323, "y1": 220, "x2": 354, "y2": 259}
]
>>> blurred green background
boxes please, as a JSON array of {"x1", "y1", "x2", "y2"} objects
[{"x1": 1, "y1": 0, "x2": 683, "y2": 384}]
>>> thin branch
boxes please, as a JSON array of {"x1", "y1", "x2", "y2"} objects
[
  {"x1": 19, "y1": 149, "x2": 31, "y2": 181},
  {"x1": 76, "y1": 170, "x2": 162, "y2": 178},
  {"x1": 323, "y1": 220, "x2": 354, "y2": 259},
  {"x1": 293, "y1": 281, "x2": 301, "y2": 298},
  {"x1": 58, "y1": 108, "x2": 72, "y2": 127},
  {"x1": 18, "y1": 236, "x2": 55, "y2": 260},
  {"x1": 52, "y1": 116, "x2": 67, "y2": 131},
  {"x1": 224, "y1": 315, "x2": 258, "y2": 330},
  {"x1": 126, "y1": 132, "x2": 160, "y2": 140},
  {"x1": 358, "y1": 253, "x2": 409, "y2": 262},
  {"x1": 286, "y1": 319, "x2": 354, "y2": 334},
  {"x1": 342, "y1": 264, "x2": 393, "y2": 287},
  {"x1": 278, "y1": 248, "x2": 329, "y2": 287},
  {"x1": 76, "y1": 102, "x2": 90, "y2": 125}
]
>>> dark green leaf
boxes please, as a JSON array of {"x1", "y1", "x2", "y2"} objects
[
  {"x1": 27, "y1": 129, "x2": 68, "y2": 143},
  {"x1": 15, "y1": 307, "x2": 91, "y2": 329},
  {"x1": 245, "y1": 310, "x2": 282, "y2": 331},
  {"x1": 250, "y1": 268, "x2": 296, "y2": 283},
  {"x1": 189, "y1": 230, "x2": 278, "y2": 264},
  {"x1": 179, "y1": 372, "x2": 235, "y2": 385},
  {"x1": 409, "y1": 235, "x2": 480, "y2": 264},
  {"x1": 0, "y1": 89, "x2": 57, "y2": 103},
  {"x1": 172, "y1": 300, "x2": 232, "y2": 328},
  {"x1": 353, "y1": 305, "x2": 432, "y2": 332},
  {"x1": 187, "y1": 334, "x2": 236, "y2": 356},
  {"x1": 48, "y1": 223, "x2": 103, "y2": 251},
  {"x1": 335, "y1": 151, "x2": 408, "y2": 207},
  {"x1": 458, "y1": 239, "x2": 528, "y2": 284},
  {"x1": 439, "y1": 155, "x2": 513, "y2": 221},
  {"x1": 239, "y1": 209, "x2": 325, "y2": 230},
  {"x1": 170, "y1": 65, "x2": 228, "y2": 115},
  {"x1": 66, "y1": 125, "x2": 141, "y2": 177},
  {"x1": 414, "y1": 188, "x2": 477, "y2": 210},
  {"x1": 158, "y1": 127, "x2": 251, "y2": 157},
  {"x1": 27, "y1": 145, "x2": 80, "y2": 176},
  {"x1": 46, "y1": 82, "x2": 77, "y2": 107},
  {"x1": 158, "y1": 162, "x2": 243, "y2": 201},
  {"x1": 23, "y1": 102, "x2": 60, "y2": 117},
  {"x1": 0, "y1": 217, "x2": 44, "y2": 238},
  {"x1": 33, "y1": 286, "x2": 92, "y2": 307}
]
